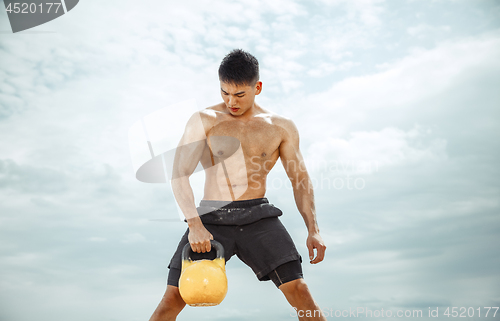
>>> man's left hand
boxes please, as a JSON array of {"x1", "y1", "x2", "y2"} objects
[{"x1": 306, "y1": 232, "x2": 326, "y2": 264}]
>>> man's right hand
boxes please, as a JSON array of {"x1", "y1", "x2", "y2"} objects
[{"x1": 187, "y1": 219, "x2": 213, "y2": 253}]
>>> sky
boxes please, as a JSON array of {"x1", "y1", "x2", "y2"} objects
[{"x1": 1, "y1": 0, "x2": 499, "y2": 320}]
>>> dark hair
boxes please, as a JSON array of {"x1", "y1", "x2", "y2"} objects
[{"x1": 218, "y1": 49, "x2": 259, "y2": 86}]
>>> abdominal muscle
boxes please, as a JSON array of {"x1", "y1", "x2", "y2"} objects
[{"x1": 202, "y1": 159, "x2": 270, "y2": 201}]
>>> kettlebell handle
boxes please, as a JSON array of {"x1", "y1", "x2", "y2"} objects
[{"x1": 182, "y1": 240, "x2": 224, "y2": 262}]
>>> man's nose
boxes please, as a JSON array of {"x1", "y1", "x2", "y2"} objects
[{"x1": 228, "y1": 96, "x2": 236, "y2": 106}]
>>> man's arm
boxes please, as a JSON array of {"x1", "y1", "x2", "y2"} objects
[
  {"x1": 171, "y1": 111, "x2": 213, "y2": 253},
  {"x1": 279, "y1": 118, "x2": 326, "y2": 264}
]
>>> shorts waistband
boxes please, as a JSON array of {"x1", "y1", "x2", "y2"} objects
[{"x1": 199, "y1": 198, "x2": 269, "y2": 209}]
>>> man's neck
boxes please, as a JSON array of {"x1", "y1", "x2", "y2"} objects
[{"x1": 232, "y1": 103, "x2": 259, "y2": 121}]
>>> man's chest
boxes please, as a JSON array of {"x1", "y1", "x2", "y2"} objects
[{"x1": 206, "y1": 119, "x2": 283, "y2": 159}]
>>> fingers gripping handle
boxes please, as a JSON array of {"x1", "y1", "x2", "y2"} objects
[{"x1": 182, "y1": 240, "x2": 224, "y2": 262}]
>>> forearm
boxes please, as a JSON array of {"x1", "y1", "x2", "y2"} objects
[
  {"x1": 171, "y1": 174, "x2": 213, "y2": 253},
  {"x1": 170, "y1": 176, "x2": 202, "y2": 226},
  {"x1": 292, "y1": 173, "x2": 320, "y2": 234}
]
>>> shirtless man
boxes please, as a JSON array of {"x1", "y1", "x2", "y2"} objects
[{"x1": 149, "y1": 49, "x2": 327, "y2": 321}]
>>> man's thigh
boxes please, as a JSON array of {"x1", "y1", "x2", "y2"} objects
[
  {"x1": 267, "y1": 259, "x2": 303, "y2": 288},
  {"x1": 235, "y1": 217, "x2": 302, "y2": 281}
]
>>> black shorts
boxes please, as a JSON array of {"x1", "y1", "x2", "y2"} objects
[{"x1": 167, "y1": 198, "x2": 303, "y2": 288}]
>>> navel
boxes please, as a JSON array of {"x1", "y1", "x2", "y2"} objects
[{"x1": 261, "y1": 152, "x2": 266, "y2": 157}]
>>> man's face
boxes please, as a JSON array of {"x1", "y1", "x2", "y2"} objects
[{"x1": 220, "y1": 80, "x2": 262, "y2": 116}]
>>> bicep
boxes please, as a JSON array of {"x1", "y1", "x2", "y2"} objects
[
  {"x1": 279, "y1": 120, "x2": 306, "y2": 178},
  {"x1": 172, "y1": 112, "x2": 208, "y2": 178}
]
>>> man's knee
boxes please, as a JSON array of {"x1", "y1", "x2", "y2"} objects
[
  {"x1": 280, "y1": 278, "x2": 311, "y2": 299},
  {"x1": 161, "y1": 285, "x2": 186, "y2": 311},
  {"x1": 149, "y1": 286, "x2": 186, "y2": 321}
]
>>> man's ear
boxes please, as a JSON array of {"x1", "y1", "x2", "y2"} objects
[{"x1": 254, "y1": 81, "x2": 263, "y2": 95}]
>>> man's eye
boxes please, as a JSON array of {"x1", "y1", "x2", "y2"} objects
[{"x1": 237, "y1": 95, "x2": 244, "y2": 98}]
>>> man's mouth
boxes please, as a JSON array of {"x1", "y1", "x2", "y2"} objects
[{"x1": 230, "y1": 107, "x2": 239, "y2": 112}]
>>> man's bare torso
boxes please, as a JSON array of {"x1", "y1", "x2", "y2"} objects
[{"x1": 197, "y1": 102, "x2": 289, "y2": 201}]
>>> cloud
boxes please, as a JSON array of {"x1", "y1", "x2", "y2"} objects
[
  {"x1": 283, "y1": 32, "x2": 500, "y2": 148},
  {"x1": 407, "y1": 23, "x2": 451, "y2": 38},
  {"x1": 314, "y1": 0, "x2": 386, "y2": 27},
  {"x1": 337, "y1": 34, "x2": 499, "y2": 109},
  {"x1": 121, "y1": 233, "x2": 147, "y2": 244},
  {"x1": 307, "y1": 61, "x2": 359, "y2": 78},
  {"x1": 0, "y1": 158, "x2": 70, "y2": 193},
  {"x1": 305, "y1": 125, "x2": 447, "y2": 173},
  {"x1": 88, "y1": 236, "x2": 107, "y2": 242}
]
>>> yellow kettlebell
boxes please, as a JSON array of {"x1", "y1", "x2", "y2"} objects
[{"x1": 178, "y1": 240, "x2": 228, "y2": 307}]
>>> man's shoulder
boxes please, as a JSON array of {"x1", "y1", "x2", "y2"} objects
[
  {"x1": 187, "y1": 104, "x2": 224, "y2": 133},
  {"x1": 266, "y1": 111, "x2": 297, "y2": 134},
  {"x1": 255, "y1": 106, "x2": 293, "y2": 126},
  {"x1": 198, "y1": 103, "x2": 224, "y2": 118}
]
